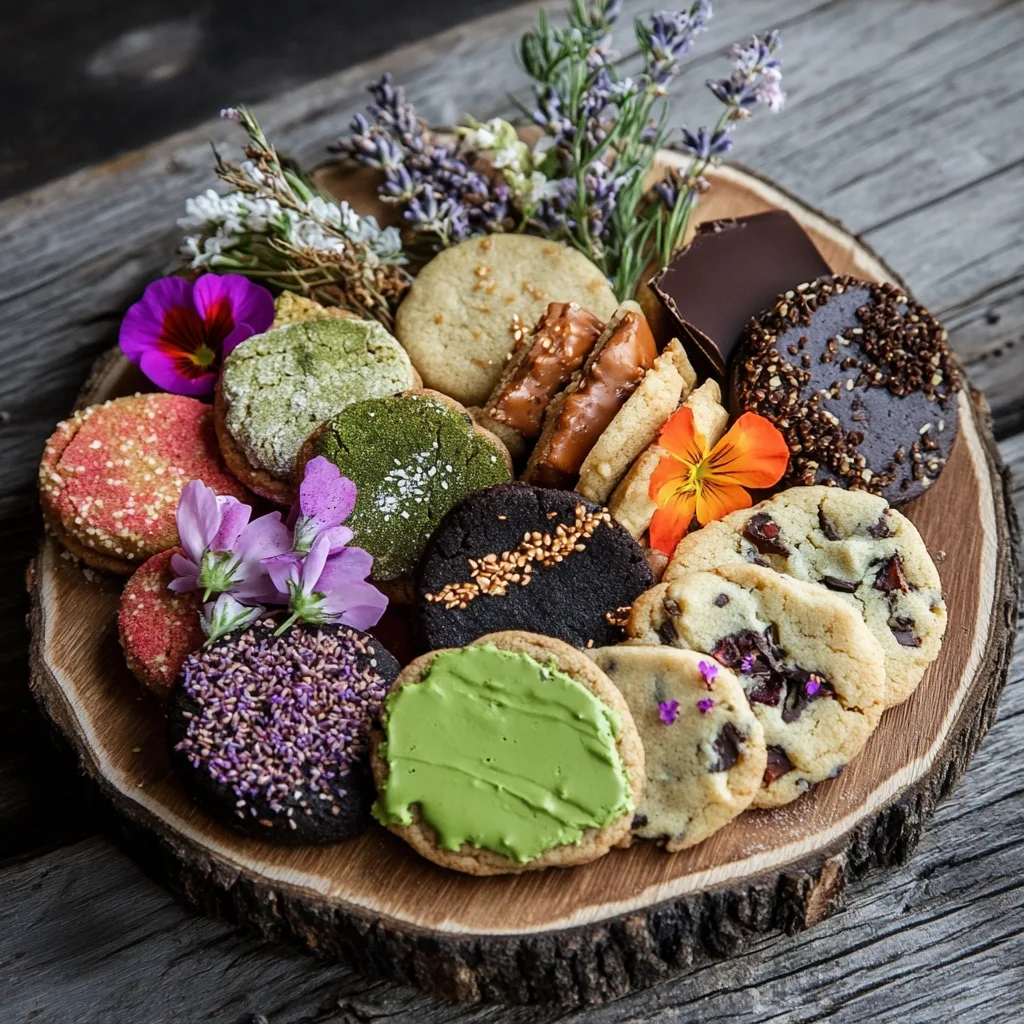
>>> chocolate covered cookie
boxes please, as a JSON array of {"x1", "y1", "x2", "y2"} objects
[
  {"x1": 167, "y1": 618, "x2": 400, "y2": 844},
  {"x1": 416, "y1": 483, "x2": 654, "y2": 651},
  {"x1": 731, "y1": 275, "x2": 961, "y2": 504}
]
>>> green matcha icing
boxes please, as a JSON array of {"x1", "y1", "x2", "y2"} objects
[
  {"x1": 221, "y1": 318, "x2": 416, "y2": 479},
  {"x1": 312, "y1": 393, "x2": 510, "y2": 580},
  {"x1": 373, "y1": 644, "x2": 633, "y2": 863}
]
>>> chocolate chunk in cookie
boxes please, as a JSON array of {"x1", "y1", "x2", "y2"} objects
[{"x1": 730, "y1": 275, "x2": 961, "y2": 505}]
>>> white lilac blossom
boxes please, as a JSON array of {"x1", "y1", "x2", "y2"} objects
[{"x1": 169, "y1": 463, "x2": 387, "y2": 638}]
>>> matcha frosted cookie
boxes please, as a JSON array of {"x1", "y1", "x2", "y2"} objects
[
  {"x1": 665, "y1": 485, "x2": 945, "y2": 706},
  {"x1": 591, "y1": 645, "x2": 765, "y2": 851},
  {"x1": 395, "y1": 235, "x2": 618, "y2": 406},
  {"x1": 629, "y1": 564, "x2": 888, "y2": 807},
  {"x1": 301, "y1": 391, "x2": 512, "y2": 582},
  {"x1": 216, "y1": 318, "x2": 418, "y2": 502},
  {"x1": 372, "y1": 632, "x2": 644, "y2": 875}
]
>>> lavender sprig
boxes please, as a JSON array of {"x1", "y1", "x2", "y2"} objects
[{"x1": 655, "y1": 30, "x2": 786, "y2": 265}]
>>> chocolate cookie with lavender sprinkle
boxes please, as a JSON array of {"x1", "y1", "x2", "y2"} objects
[
  {"x1": 730, "y1": 275, "x2": 961, "y2": 505},
  {"x1": 167, "y1": 618, "x2": 400, "y2": 844}
]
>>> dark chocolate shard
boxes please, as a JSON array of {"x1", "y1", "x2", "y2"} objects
[
  {"x1": 656, "y1": 616, "x2": 679, "y2": 645},
  {"x1": 632, "y1": 813, "x2": 649, "y2": 829},
  {"x1": 743, "y1": 512, "x2": 790, "y2": 557},
  {"x1": 713, "y1": 593, "x2": 730, "y2": 607},
  {"x1": 818, "y1": 505, "x2": 841, "y2": 541},
  {"x1": 764, "y1": 745, "x2": 794, "y2": 785},
  {"x1": 873, "y1": 554, "x2": 910, "y2": 594},
  {"x1": 867, "y1": 512, "x2": 894, "y2": 539},
  {"x1": 648, "y1": 210, "x2": 831, "y2": 378},
  {"x1": 889, "y1": 616, "x2": 922, "y2": 648},
  {"x1": 821, "y1": 574, "x2": 860, "y2": 593},
  {"x1": 710, "y1": 722, "x2": 744, "y2": 773}
]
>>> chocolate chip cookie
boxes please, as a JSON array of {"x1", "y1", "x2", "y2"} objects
[
  {"x1": 590, "y1": 645, "x2": 765, "y2": 850},
  {"x1": 730, "y1": 275, "x2": 961, "y2": 505},
  {"x1": 665, "y1": 485, "x2": 946, "y2": 706},
  {"x1": 628, "y1": 564, "x2": 888, "y2": 808}
]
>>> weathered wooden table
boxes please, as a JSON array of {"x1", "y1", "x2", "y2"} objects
[{"x1": 2, "y1": 1, "x2": 1021, "y2": 1020}]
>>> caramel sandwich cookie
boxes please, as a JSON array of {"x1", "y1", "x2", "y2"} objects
[
  {"x1": 482, "y1": 300, "x2": 605, "y2": 444},
  {"x1": 665, "y1": 485, "x2": 946, "y2": 706},
  {"x1": 371, "y1": 631, "x2": 644, "y2": 875},
  {"x1": 577, "y1": 339, "x2": 696, "y2": 503},
  {"x1": 395, "y1": 235, "x2": 618, "y2": 407},
  {"x1": 39, "y1": 394, "x2": 250, "y2": 575},
  {"x1": 416, "y1": 482, "x2": 653, "y2": 652},
  {"x1": 609, "y1": 379, "x2": 728, "y2": 540},
  {"x1": 628, "y1": 565, "x2": 887, "y2": 808},
  {"x1": 118, "y1": 548, "x2": 204, "y2": 698},
  {"x1": 168, "y1": 618, "x2": 400, "y2": 844},
  {"x1": 591, "y1": 645, "x2": 766, "y2": 851},
  {"x1": 731, "y1": 275, "x2": 961, "y2": 505},
  {"x1": 523, "y1": 302, "x2": 658, "y2": 489},
  {"x1": 216, "y1": 317, "x2": 418, "y2": 504}
]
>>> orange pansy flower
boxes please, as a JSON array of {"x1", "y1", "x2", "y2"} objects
[{"x1": 648, "y1": 408, "x2": 790, "y2": 555}]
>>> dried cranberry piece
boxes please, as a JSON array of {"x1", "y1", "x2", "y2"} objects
[
  {"x1": 868, "y1": 513, "x2": 893, "y2": 539},
  {"x1": 873, "y1": 554, "x2": 910, "y2": 594},
  {"x1": 743, "y1": 512, "x2": 790, "y2": 557},
  {"x1": 821, "y1": 574, "x2": 860, "y2": 593},
  {"x1": 818, "y1": 506, "x2": 841, "y2": 541},
  {"x1": 889, "y1": 616, "x2": 922, "y2": 647},
  {"x1": 764, "y1": 746, "x2": 794, "y2": 784},
  {"x1": 747, "y1": 677, "x2": 784, "y2": 707},
  {"x1": 709, "y1": 722, "x2": 744, "y2": 773}
]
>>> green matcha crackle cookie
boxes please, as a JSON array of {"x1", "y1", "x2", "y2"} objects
[
  {"x1": 298, "y1": 390, "x2": 512, "y2": 584},
  {"x1": 371, "y1": 632, "x2": 645, "y2": 875},
  {"x1": 215, "y1": 318, "x2": 418, "y2": 503}
]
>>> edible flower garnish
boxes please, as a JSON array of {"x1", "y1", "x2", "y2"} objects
[
  {"x1": 659, "y1": 700, "x2": 680, "y2": 725},
  {"x1": 286, "y1": 456, "x2": 357, "y2": 555},
  {"x1": 696, "y1": 698, "x2": 715, "y2": 715},
  {"x1": 740, "y1": 653, "x2": 756, "y2": 674},
  {"x1": 698, "y1": 659, "x2": 719, "y2": 688},
  {"x1": 649, "y1": 408, "x2": 789, "y2": 555},
  {"x1": 805, "y1": 675, "x2": 823, "y2": 697},
  {"x1": 199, "y1": 593, "x2": 263, "y2": 645},
  {"x1": 119, "y1": 274, "x2": 273, "y2": 396}
]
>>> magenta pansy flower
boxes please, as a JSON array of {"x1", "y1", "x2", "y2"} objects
[{"x1": 119, "y1": 274, "x2": 274, "y2": 396}]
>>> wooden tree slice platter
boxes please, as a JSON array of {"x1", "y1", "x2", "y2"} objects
[{"x1": 28, "y1": 156, "x2": 1019, "y2": 1007}]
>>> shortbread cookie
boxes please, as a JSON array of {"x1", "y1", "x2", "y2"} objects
[
  {"x1": 731, "y1": 275, "x2": 961, "y2": 505},
  {"x1": 467, "y1": 406, "x2": 528, "y2": 464},
  {"x1": 590, "y1": 645, "x2": 765, "y2": 850},
  {"x1": 523, "y1": 303, "x2": 658, "y2": 489},
  {"x1": 272, "y1": 292, "x2": 358, "y2": 328},
  {"x1": 168, "y1": 618, "x2": 400, "y2": 844},
  {"x1": 395, "y1": 236, "x2": 618, "y2": 406},
  {"x1": 665, "y1": 485, "x2": 945, "y2": 706},
  {"x1": 371, "y1": 632, "x2": 644, "y2": 875},
  {"x1": 609, "y1": 379, "x2": 729, "y2": 539},
  {"x1": 577, "y1": 339, "x2": 696, "y2": 503},
  {"x1": 483, "y1": 301, "x2": 605, "y2": 442},
  {"x1": 628, "y1": 564, "x2": 887, "y2": 807},
  {"x1": 299, "y1": 390, "x2": 512, "y2": 582},
  {"x1": 118, "y1": 548, "x2": 204, "y2": 697},
  {"x1": 39, "y1": 394, "x2": 250, "y2": 575},
  {"x1": 216, "y1": 318, "x2": 418, "y2": 502},
  {"x1": 416, "y1": 483, "x2": 653, "y2": 651}
]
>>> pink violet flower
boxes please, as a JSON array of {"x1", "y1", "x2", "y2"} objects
[
  {"x1": 698, "y1": 659, "x2": 719, "y2": 688},
  {"x1": 268, "y1": 531, "x2": 387, "y2": 633},
  {"x1": 119, "y1": 273, "x2": 273, "y2": 396},
  {"x1": 170, "y1": 479, "x2": 291, "y2": 602},
  {"x1": 696, "y1": 698, "x2": 715, "y2": 715},
  {"x1": 658, "y1": 700, "x2": 680, "y2": 725},
  {"x1": 286, "y1": 456, "x2": 357, "y2": 554}
]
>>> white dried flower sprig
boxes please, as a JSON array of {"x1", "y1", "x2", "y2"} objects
[{"x1": 179, "y1": 107, "x2": 411, "y2": 329}]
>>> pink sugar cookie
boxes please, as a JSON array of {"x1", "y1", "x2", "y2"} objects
[
  {"x1": 118, "y1": 548, "x2": 204, "y2": 697},
  {"x1": 39, "y1": 393, "x2": 250, "y2": 574}
]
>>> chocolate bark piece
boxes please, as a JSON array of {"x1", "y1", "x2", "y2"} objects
[
  {"x1": 523, "y1": 303, "x2": 658, "y2": 489},
  {"x1": 483, "y1": 301, "x2": 605, "y2": 440},
  {"x1": 730, "y1": 275, "x2": 961, "y2": 505},
  {"x1": 649, "y1": 211, "x2": 831, "y2": 379}
]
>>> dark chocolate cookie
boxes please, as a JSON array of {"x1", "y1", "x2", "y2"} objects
[
  {"x1": 167, "y1": 618, "x2": 399, "y2": 845},
  {"x1": 416, "y1": 483, "x2": 654, "y2": 651},
  {"x1": 730, "y1": 275, "x2": 961, "y2": 505}
]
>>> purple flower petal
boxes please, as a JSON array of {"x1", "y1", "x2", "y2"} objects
[
  {"x1": 176, "y1": 480, "x2": 220, "y2": 564},
  {"x1": 211, "y1": 497, "x2": 251, "y2": 552},
  {"x1": 266, "y1": 553, "x2": 302, "y2": 597},
  {"x1": 138, "y1": 348, "x2": 217, "y2": 396},
  {"x1": 290, "y1": 457, "x2": 357, "y2": 534},
  {"x1": 336, "y1": 585, "x2": 389, "y2": 630},
  {"x1": 233, "y1": 511, "x2": 291, "y2": 562},
  {"x1": 220, "y1": 322, "x2": 257, "y2": 360},
  {"x1": 119, "y1": 278, "x2": 195, "y2": 364},
  {"x1": 194, "y1": 274, "x2": 274, "y2": 338},
  {"x1": 299, "y1": 533, "x2": 332, "y2": 594}
]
